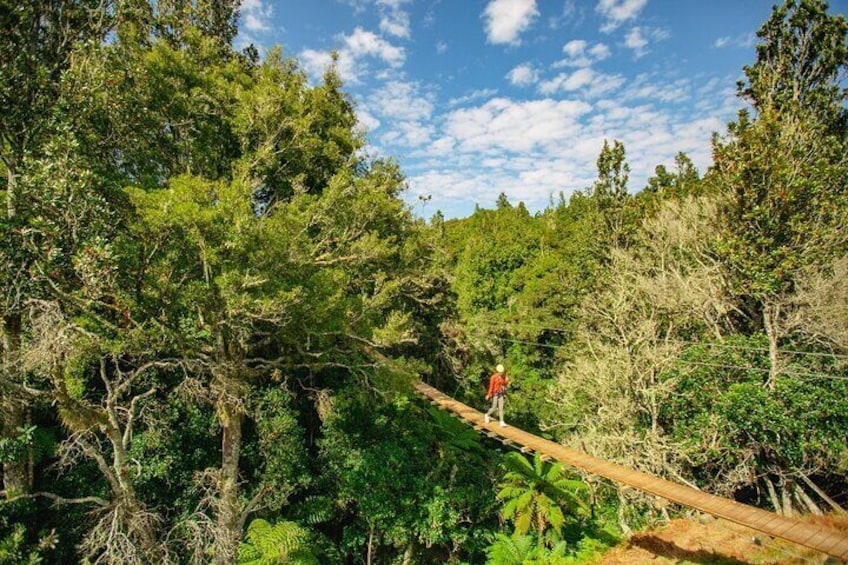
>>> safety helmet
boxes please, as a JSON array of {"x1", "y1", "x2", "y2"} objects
[{"x1": 496, "y1": 364, "x2": 505, "y2": 373}]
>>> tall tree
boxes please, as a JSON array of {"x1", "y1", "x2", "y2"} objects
[
  {"x1": 739, "y1": 0, "x2": 848, "y2": 121},
  {"x1": 0, "y1": 0, "x2": 108, "y2": 498},
  {"x1": 590, "y1": 140, "x2": 632, "y2": 246},
  {"x1": 714, "y1": 0, "x2": 848, "y2": 387},
  {"x1": 591, "y1": 140, "x2": 629, "y2": 205}
]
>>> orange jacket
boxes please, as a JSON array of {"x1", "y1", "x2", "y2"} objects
[{"x1": 486, "y1": 372, "x2": 509, "y2": 399}]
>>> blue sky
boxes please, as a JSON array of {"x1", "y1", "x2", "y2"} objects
[{"x1": 236, "y1": 0, "x2": 848, "y2": 219}]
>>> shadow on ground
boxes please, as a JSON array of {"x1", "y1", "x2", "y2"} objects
[{"x1": 630, "y1": 535, "x2": 750, "y2": 565}]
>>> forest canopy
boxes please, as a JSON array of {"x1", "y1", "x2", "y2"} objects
[{"x1": 0, "y1": 0, "x2": 846, "y2": 564}]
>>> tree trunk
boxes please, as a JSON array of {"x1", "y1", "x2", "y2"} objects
[
  {"x1": 6, "y1": 161, "x2": 16, "y2": 219},
  {"x1": 2, "y1": 162, "x2": 29, "y2": 498},
  {"x1": 764, "y1": 476, "x2": 781, "y2": 514},
  {"x1": 2, "y1": 313, "x2": 29, "y2": 497},
  {"x1": 1, "y1": 401, "x2": 28, "y2": 497},
  {"x1": 799, "y1": 473, "x2": 847, "y2": 514},
  {"x1": 214, "y1": 398, "x2": 243, "y2": 565},
  {"x1": 106, "y1": 418, "x2": 163, "y2": 560},
  {"x1": 366, "y1": 524, "x2": 374, "y2": 565},
  {"x1": 617, "y1": 493, "x2": 633, "y2": 538},
  {"x1": 763, "y1": 301, "x2": 781, "y2": 390},
  {"x1": 780, "y1": 480, "x2": 794, "y2": 517},
  {"x1": 794, "y1": 483, "x2": 823, "y2": 516},
  {"x1": 26, "y1": 409, "x2": 33, "y2": 488},
  {"x1": 401, "y1": 542, "x2": 414, "y2": 565}
]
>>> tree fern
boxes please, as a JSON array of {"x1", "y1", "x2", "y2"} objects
[
  {"x1": 497, "y1": 452, "x2": 590, "y2": 541},
  {"x1": 291, "y1": 496, "x2": 335, "y2": 526},
  {"x1": 237, "y1": 519, "x2": 319, "y2": 565},
  {"x1": 485, "y1": 533, "x2": 573, "y2": 565},
  {"x1": 485, "y1": 533, "x2": 534, "y2": 565},
  {"x1": 428, "y1": 407, "x2": 483, "y2": 455}
]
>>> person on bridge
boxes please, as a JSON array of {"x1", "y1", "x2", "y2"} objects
[{"x1": 484, "y1": 364, "x2": 509, "y2": 427}]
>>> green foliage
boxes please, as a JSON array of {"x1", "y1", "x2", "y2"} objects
[
  {"x1": 644, "y1": 153, "x2": 702, "y2": 200},
  {"x1": 590, "y1": 139, "x2": 639, "y2": 247},
  {"x1": 290, "y1": 496, "x2": 336, "y2": 526},
  {"x1": 661, "y1": 335, "x2": 848, "y2": 489},
  {"x1": 237, "y1": 519, "x2": 319, "y2": 565},
  {"x1": 427, "y1": 407, "x2": 484, "y2": 458},
  {"x1": 4, "y1": 1, "x2": 848, "y2": 563},
  {"x1": 246, "y1": 388, "x2": 312, "y2": 511},
  {"x1": 592, "y1": 140, "x2": 629, "y2": 203},
  {"x1": 716, "y1": 0, "x2": 847, "y2": 302},
  {"x1": 714, "y1": 107, "x2": 847, "y2": 300},
  {"x1": 739, "y1": 0, "x2": 848, "y2": 118},
  {"x1": 485, "y1": 532, "x2": 613, "y2": 565},
  {"x1": 0, "y1": 425, "x2": 55, "y2": 473},
  {"x1": 128, "y1": 392, "x2": 218, "y2": 510},
  {"x1": 0, "y1": 507, "x2": 57, "y2": 565},
  {"x1": 0, "y1": 426, "x2": 33, "y2": 465},
  {"x1": 497, "y1": 453, "x2": 589, "y2": 542},
  {"x1": 453, "y1": 203, "x2": 542, "y2": 315},
  {"x1": 443, "y1": 192, "x2": 604, "y2": 432},
  {"x1": 319, "y1": 389, "x2": 499, "y2": 562},
  {"x1": 0, "y1": 523, "x2": 42, "y2": 565},
  {"x1": 486, "y1": 533, "x2": 536, "y2": 565},
  {"x1": 0, "y1": 0, "x2": 108, "y2": 166}
]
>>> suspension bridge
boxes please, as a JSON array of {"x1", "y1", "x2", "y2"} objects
[{"x1": 415, "y1": 381, "x2": 848, "y2": 563}]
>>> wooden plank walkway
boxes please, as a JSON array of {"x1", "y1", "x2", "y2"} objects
[{"x1": 414, "y1": 381, "x2": 848, "y2": 562}]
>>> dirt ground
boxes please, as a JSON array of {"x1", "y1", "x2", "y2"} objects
[{"x1": 592, "y1": 515, "x2": 848, "y2": 565}]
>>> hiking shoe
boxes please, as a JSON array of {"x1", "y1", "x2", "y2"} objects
[{"x1": 499, "y1": 421, "x2": 506, "y2": 427}]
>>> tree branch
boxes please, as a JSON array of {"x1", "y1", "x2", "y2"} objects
[{"x1": 2, "y1": 490, "x2": 109, "y2": 508}]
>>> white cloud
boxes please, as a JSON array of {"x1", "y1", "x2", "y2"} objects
[
  {"x1": 548, "y1": 0, "x2": 583, "y2": 30},
  {"x1": 444, "y1": 98, "x2": 592, "y2": 153},
  {"x1": 506, "y1": 63, "x2": 539, "y2": 86},
  {"x1": 713, "y1": 32, "x2": 756, "y2": 49},
  {"x1": 482, "y1": 0, "x2": 540, "y2": 45},
  {"x1": 241, "y1": 0, "x2": 273, "y2": 32},
  {"x1": 539, "y1": 68, "x2": 625, "y2": 97},
  {"x1": 339, "y1": 0, "x2": 370, "y2": 13},
  {"x1": 447, "y1": 88, "x2": 499, "y2": 108},
  {"x1": 597, "y1": 0, "x2": 648, "y2": 33},
  {"x1": 344, "y1": 27, "x2": 405, "y2": 66},
  {"x1": 299, "y1": 27, "x2": 405, "y2": 84},
  {"x1": 243, "y1": 14, "x2": 269, "y2": 32},
  {"x1": 563, "y1": 39, "x2": 588, "y2": 57},
  {"x1": 380, "y1": 14, "x2": 410, "y2": 38},
  {"x1": 300, "y1": 48, "x2": 347, "y2": 79},
  {"x1": 369, "y1": 81, "x2": 434, "y2": 122},
  {"x1": 381, "y1": 121, "x2": 435, "y2": 147},
  {"x1": 427, "y1": 136, "x2": 457, "y2": 157},
  {"x1": 625, "y1": 27, "x2": 648, "y2": 56},
  {"x1": 554, "y1": 39, "x2": 611, "y2": 67},
  {"x1": 436, "y1": 41, "x2": 448, "y2": 54},
  {"x1": 623, "y1": 74, "x2": 690, "y2": 104},
  {"x1": 623, "y1": 26, "x2": 669, "y2": 58},
  {"x1": 400, "y1": 73, "x2": 740, "y2": 218},
  {"x1": 366, "y1": 81, "x2": 436, "y2": 148},
  {"x1": 377, "y1": 0, "x2": 412, "y2": 38},
  {"x1": 355, "y1": 106, "x2": 381, "y2": 133},
  {"x1": 234, "y1": 0, "x2": 275, "y2": 49}
]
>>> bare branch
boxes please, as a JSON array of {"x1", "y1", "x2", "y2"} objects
[
  {"x1": 1, "y1": 491, "x2": 109, "y2": 508},
  {"x1": 123, "y1": 386, "x2": 158, "y2": 450}
]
